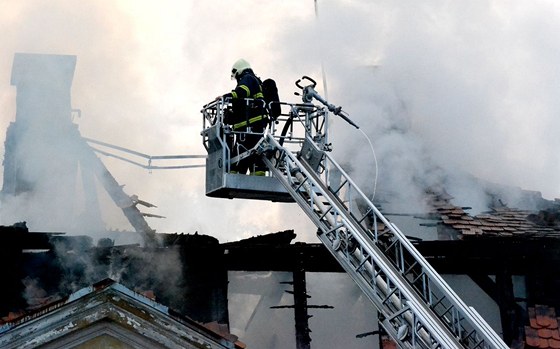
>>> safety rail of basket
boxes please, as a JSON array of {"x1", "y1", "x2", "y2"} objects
[{"x1": 201, "y1": 98, "x2": 327, "y2": 153}]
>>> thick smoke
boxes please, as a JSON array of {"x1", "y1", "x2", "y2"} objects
[
  {"x1": 276, "y1": 1, "x2": 560, "y2": 215},
  {"x1": 1, "y1": 1, "x2": 560, "y2": 244}
]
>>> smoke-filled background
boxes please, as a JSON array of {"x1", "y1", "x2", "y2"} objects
[{"x1": 1, "y1": 0, "x2": 560, "y2": 243}]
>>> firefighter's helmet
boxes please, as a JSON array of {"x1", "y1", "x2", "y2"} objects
[{"x1": 231, "y1": 59, "x2": 251, "y2": 80}]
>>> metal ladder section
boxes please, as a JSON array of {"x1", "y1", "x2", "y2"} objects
[{"x1": 259, "y1": 133, "x2": 508, "y2": 349}]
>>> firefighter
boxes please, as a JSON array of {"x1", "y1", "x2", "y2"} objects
[{"x1": 220, "y1": 58, "x2": 267, "y2": 175}]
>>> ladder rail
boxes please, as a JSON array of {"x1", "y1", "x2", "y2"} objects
[
  {"x1": 304, "y1": 138, "x2": 507, "y2": 348},
  {"x1": 262, "y1": 134, "x2": 463, "y2": 349}
]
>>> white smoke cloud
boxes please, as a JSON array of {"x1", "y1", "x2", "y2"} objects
[
  {"x1": 309, "y1": 1, "x2": 560, "y2": 213},
  {"x1": 1, "y1": 1, "x2": 559, "y2": 244}
]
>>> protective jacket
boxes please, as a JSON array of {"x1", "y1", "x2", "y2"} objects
[{"x1": 223, "y1": 69, "x2": 266, "y2": 130}]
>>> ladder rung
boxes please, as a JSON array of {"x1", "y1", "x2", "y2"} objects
[{"x1": 330, "y1": 178, "x2": 348, "y2": 195}]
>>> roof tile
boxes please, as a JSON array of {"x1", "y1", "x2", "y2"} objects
[
  {"x1": 537, "y1": 305, "x2": 553, "y2": 328},
  {"x1": 539, "y1": 337, "x2": 551, "y2": 348},
  {"x1": 539, "y1": 328, "x2": 554, "y2": 339},
  {"x1": 527, "y1": 326, "x2": 541, "y2": 347},
  {"x1": 548, "y1": 309, "x2": 559, "y2": 330},
  {"x1": 550, "y1": 338, "x2": 560, "y2": 349},
  {"x1": 554, "y1": 322, "x2": 560, "y2": 340}
]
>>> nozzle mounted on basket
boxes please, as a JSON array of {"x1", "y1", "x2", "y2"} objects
[{"x1": 295, "y1": 76, "x2": 359, "y2": 129}]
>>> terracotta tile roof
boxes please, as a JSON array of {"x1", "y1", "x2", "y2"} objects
[
  {"x1": 428, "y1": 193, "x2": 560, "y2": 239},
  {"x1": 526, "y1": 305, "x2": 560, "y2": 349}
]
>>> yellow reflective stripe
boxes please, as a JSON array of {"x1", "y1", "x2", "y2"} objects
[
  {"x1": 233, "y1": 115, "x2": 268, "y2": 130},
  {"x1": 240, "y1": 85, "x2": 250, "y2": 96},
  {"x1": 231, "y1": 87, "x2": 262, "y2": 100},
  {"x1": 250, "y1": 115, "x2": 266, "y2": 123}
]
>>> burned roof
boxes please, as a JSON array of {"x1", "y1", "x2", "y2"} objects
[{"x1": 427, "y1": 189, "x2": 560, "y2": 239}]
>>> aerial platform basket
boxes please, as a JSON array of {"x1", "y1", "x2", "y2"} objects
[{"x1": 201, "y1": 98, "x2": 302, "y2": 202}]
